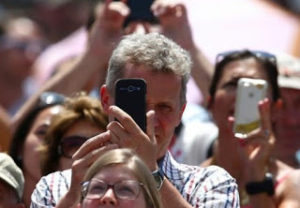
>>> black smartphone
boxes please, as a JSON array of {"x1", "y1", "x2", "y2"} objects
[
  {"x1": 115, "y1": 78, "x2": 147, "y2": 132},
  {"x1": 114, "y1": 0, "x2": 159, "y2": 27}
]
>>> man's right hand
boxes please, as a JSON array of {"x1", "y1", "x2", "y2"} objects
[{"x1": 56, "y1": 132, "x2": 118, "y2": 208}]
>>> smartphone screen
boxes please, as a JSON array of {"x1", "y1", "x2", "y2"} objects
[
  {"x1": 233, "y1": 78, "x2": 268, "y2": 139},
  {"x1": 115, "y1": 78, "x2": 147, "y2": 132}
]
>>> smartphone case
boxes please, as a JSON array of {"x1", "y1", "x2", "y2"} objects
[
  {"x1": 233, "y1": 78, "x2": 268, "y2": 138},
  {"x1": 115, "y1": 79, "x2": 147, "y2": 132}
]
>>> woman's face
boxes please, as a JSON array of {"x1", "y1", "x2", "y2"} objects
[
  {"x1": 80, "y1": 164, "x2": 147, "y2": 208},
  {"x1": 22, "y1": 105, "x2": 62, "y2": 180},
  {"x1": 210, "y1": 58, "x2": 271, "y2": 131},
  {"x1": 59, "y1": 120, "x2": 105, "y2": 170}
]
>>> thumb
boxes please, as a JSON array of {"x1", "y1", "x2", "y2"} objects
[{"x1": 146, "y1": 110, "x2": 156, "y2": 143}]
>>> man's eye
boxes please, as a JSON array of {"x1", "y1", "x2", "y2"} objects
[{"x1": 157, "y1": 104, "x2": 172, "y2": 112}]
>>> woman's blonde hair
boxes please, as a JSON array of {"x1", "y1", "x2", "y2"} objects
[
  {"x1": 40, "y1": 91, "x2": 108, "y2": 175},
  {"x1": 82, "y1": 148, "x2": 162, "y2": 208}
]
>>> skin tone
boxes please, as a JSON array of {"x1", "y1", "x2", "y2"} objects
[
  {"x1": 43, "y1": 1, "x2": 209, "y2": 207},
  {"x1": 13, "y1": 0, "x2": 213, "y2": 129},
  {"x1": 59, "y1": 120, "x2": 106, "y2": 170},
  {"x1": 273, "y1": 88, "x2": 300, "y2": 167},
  {"x1": 102, "y1": 63, "x2": 184, "y2": 161},
  {"x1": 22, "y1": 105, "x2": 62, "y2": 207},
  {"x1": 57, "y1": 65, "x2": 189, "y2": 208},
  {"x1": 79, "y1": 164, "x2": 147, "y2": 208},
  {"x1": 205, "y1": 57, "x2": 300, "y2": 207},
  {"x1": 0, "y1": 180, "x2": 25, "y2": 208},
  {"x1": 0, "y1": 17, "x2": 43, "y2": 112}
]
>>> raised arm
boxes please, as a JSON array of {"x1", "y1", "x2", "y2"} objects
[
  {"x1": 12, "y1": 0, "x2": 127, "y2": 130},
  {"x1": 153, "y1": 0, "x2": 214, "y2": 106}
]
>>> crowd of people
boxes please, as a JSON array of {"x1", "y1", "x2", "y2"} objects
[{"x1": 1, "y1": 0, "x2": 300, "y2": 207}]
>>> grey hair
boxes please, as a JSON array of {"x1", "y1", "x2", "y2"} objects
[{"x1": 105, "y1": 33, "x2": 192, "y2": 105}]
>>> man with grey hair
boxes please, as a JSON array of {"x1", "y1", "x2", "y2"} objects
[
  {"x1": 0, "y1": 152, "x2": 25, "y2": 208},
  {"x1": 31, "y1": 33, "x2": 239, "y2": 208},
  {"x1": 273, "y1": 53, "x2": 300, "y2": 168}
]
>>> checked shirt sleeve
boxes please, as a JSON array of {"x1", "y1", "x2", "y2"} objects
[
  {"x1": 30, "y1": 170, "x2": 71, "y2": 208},
  {"x1": 162, "y1": 151, "x2": 240, "y2": 208}
]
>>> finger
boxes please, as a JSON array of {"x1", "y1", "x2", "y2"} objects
[
  {"x1": 108, "y1": 106, "x2": 142, "y2": 135},
  {"x1": 72, "y1": 131, "x2": 111, "y2": 160},
  {"x1": 71, "y1": 144, "x2": 118, "y2": 182},
  {"x1": 146, "y1": 110, "x2": 156, "y2": 144},
  {"x1": 107, "y1": 120, "x2": 128, "y2": 145},
  {"x1": 258, "y1": 98, "x2": 271, "y2": 130}
]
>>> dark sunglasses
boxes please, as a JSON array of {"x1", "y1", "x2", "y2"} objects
[
  {"x1": 216, "y1": 50, "x2": 276, "y2": 66},
  {"x1": 58, "y1": 135, "x2": 89, "y2": 158}
]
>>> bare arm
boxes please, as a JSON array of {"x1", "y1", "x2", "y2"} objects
[
  {"x1": 0, "y1": 105, "x2": 12, "y2": 151},
  {"x1": 153, "y1": 0, "x2": 214, "y2": 106},
  {"x1": 277, "y1": 170, "x2": 300, "y2": 208},
  {"x1": 12, "y1": 1, "x2": 127, "y2": 130}
]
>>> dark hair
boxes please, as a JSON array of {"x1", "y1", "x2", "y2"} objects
[
  {"x1": 9, "y1": 92, "x2": 65, "y2": 168},
  {"x1": 209, "y1": 50, "x2": 280, "y2": 106}
]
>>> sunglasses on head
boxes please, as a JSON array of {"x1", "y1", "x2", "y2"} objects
[
  {"x1": 38, "y1": 92, "x2": 65, "y2": 108},
  {"x1": 58, "y1": 135, "x2": 90, "y2": 158},
  {"x1": 216, "y1": 50, "x2": 276, "y2": 66}
]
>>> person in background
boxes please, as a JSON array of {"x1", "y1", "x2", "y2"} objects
[
  {"x1": 203, "y1": 50, "x2": 300, "y2": 207},
  {"x1": 272, "y1": 53, "x2": 300, "y2": 168},
  {"x1": 31, "y1": 33, "x2": 239, "y2": 208},
  {"x1": 9, "y1": 92, "x2": 65, "y2": 207},
  {"x1": 0, "y1": 152, "x2": 25, "y2": 208},
  {"x1": 79, "y1": 148, "x2": 162, "y2": 208},
  {"x1": 0, "y1": 14, "x2": 45, "y2": 116},
  {"x1": 39, "y1": 92, "x2": 108, "y2": 175},
  {"x1": 16, "y1": 0, "x2": 216, "y2": 167}
]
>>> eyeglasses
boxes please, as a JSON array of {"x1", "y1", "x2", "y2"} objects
[
  {"x1": 38, "y1": 92, "x2": 65, "y2": 108},
  {"x1": 216, "y1": 50, "x2": 276, "y2": 66},
  {"x1": 81, "y1": 179, "x2": 144, "y2": 201},
  {"x1": 58, "y1": 135, "x2": 89, "y2": 158}
]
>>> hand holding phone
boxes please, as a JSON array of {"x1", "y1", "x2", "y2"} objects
[
  {"x1": 115, "y1": 78, "x2": 147, "y2": 132},
  {"x1": 233, "y1": 78, "x2": 268, "y2": 139}
]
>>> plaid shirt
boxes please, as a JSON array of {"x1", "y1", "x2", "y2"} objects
[{"x1": 31, "y1": 151, "x2": 239, "y2": 208}]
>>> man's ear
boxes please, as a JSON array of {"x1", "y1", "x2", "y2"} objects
[
  {"x1": 100, "y1": 85, "x2": 110, "y2": 113},
  {"x1": 177, "y1": 103, "x2": 186, "y2": 126},
  {"x1": 271, "y1": 98, "x2": 283, "y2": 123}
]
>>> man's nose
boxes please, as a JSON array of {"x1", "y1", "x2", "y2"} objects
[{"x1": 99, "y1": 188, "x2": 118, "y2": 205}]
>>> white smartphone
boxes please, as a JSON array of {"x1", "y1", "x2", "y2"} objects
[{"x1": 233, "y1": 78, "x2": 268, "y2": 139}]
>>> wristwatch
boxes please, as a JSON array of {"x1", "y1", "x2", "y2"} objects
[
  {"x1": 245, "y1": 172, "x2": 274, "y2": 196},
  {"x1": 152, "y1": 167, "x2": 165, "y2": 190}
]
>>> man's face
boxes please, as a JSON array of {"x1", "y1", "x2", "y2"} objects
[
  {"x1": 275, "y1": 88, "x2": 300, "y2": 148},
  {"x1": 103, "y1": 63, "x2": 185, "y2": 157}
]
